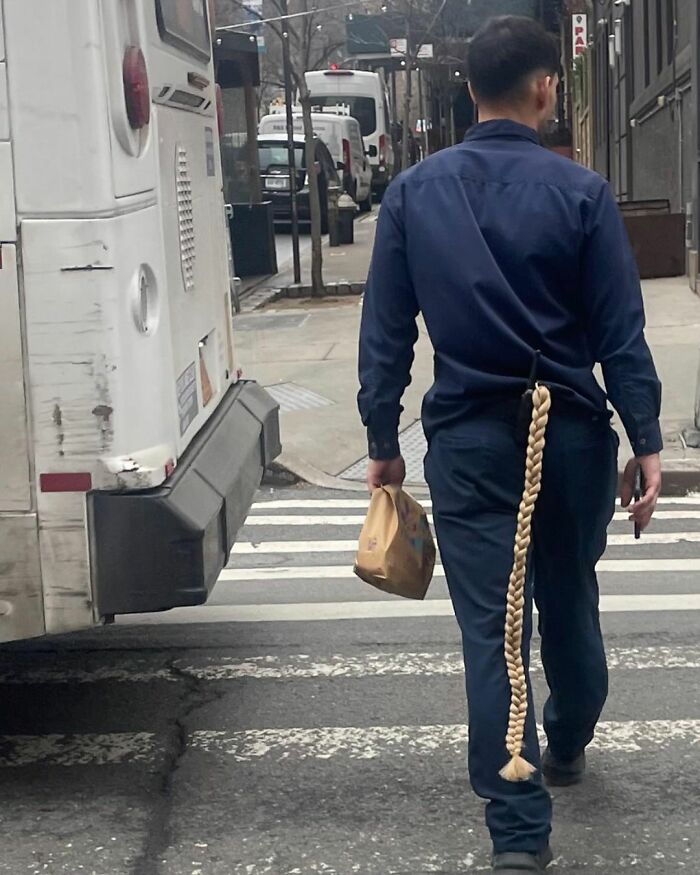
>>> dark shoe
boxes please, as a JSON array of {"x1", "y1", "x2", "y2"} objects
[
  {"x1": 492, "y1": 845, "x2": 554, "y2": 872},
  {"x1": 542, "y1": 746, "x2": 586, "y2": 787}
]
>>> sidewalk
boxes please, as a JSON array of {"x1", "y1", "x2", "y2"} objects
[{"x1": 233, "y1": 218, "x2": 700, "y2": 494}]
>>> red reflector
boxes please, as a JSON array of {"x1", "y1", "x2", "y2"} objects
[
  {"x1": 123, "y1": 46, "x2": 150, "y2": 130},
  {"x1": 40, "y1": 473, "x2": 93, "y2": 493},
  {"x1": 165, "y1": 460, "x2": 176, "y2": 479}
]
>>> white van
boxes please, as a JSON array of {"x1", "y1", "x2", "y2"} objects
[
  {"x1": 259, "y1": 111, "x2": 372, "y2": 211},
  {"x1": 305, "y1": 70, "x2": 395, "y2": 199}
]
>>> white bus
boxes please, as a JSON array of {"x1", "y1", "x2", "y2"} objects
[{"x1": 0, "y1": 0, "x2": 279, "y2": 643}]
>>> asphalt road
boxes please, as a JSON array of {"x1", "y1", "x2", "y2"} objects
[{"x1": 1, "y1": 487, "x2": 700, "y2": 874}]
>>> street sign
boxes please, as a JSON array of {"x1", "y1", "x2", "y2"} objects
[
  {"x1": 389, "y1": 39, "x2": 433, "y2": 59},
  {"x1": 390, "y1": 38, "x2": 408, "y2": 56},
  {"x1": 572, "y1": 13, "x2": 587, "y2": 59}
]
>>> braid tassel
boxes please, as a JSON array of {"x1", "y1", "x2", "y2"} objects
[{"x1": 499, "y1": 383, "x2": 551, "y2": 783}]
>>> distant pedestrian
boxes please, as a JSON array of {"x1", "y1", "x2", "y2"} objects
[{"x1": 358, "y1": 15, "x2": 662, "y2": 874}]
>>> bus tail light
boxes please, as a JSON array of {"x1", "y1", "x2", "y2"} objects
[
  {"x1": 123, "y1": 47, "x2": 150, "y2": 130},
  {"x1": 342, "y1": 138, "x2": 351, "y2": 173},
  {"x1": 208, "y1": 0, "x2": 216, "y2": 39},
  {"x1": 216, "y1": 84, "x2": 225, "y2": 136}
]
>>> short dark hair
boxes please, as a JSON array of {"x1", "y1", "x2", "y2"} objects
[{"x1": 467, "y1": 16, "x2": 560, "y2": 103}]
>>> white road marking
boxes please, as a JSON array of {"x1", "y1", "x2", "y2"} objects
[
  {"x1": 250, "y1": 497, "x2": 700, "y2": 511},
  {"x1": 120, "y1": 593, "x2": 700, "y2": 625},
  {"x1": 1, "y1": 720, "x2": 699, "y2": 767},
  {"x1": 232, "y1": 531, "x2": 700, "y2": 554},
  {"x1": 0, "y1": 732, "x2": 157, "y2": 767},
  {"x1": 2, "y1": 645, "x2": 696, "y2": 685},
  {"x1": 242, "y1": 511, "x2": 700, "y2": 526},
  {"x1": 218, "y1": 557, "x2": 700, "y2": 582},
  {"x1": 190, "y1": 719, "x2": 700, "y2": 760}
]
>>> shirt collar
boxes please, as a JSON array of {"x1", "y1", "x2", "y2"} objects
[{"x1": 464, "y1": 119, "x2": 541, "y2": 146}]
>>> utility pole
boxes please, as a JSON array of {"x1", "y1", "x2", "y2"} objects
[
  {"x1": 417, "y1": 65, "x2": 429, "y2": 157},
  {"x1": 281, "y1": 0, "x2": 301, "y2": 285}
]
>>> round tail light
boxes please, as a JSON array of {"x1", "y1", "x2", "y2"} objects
[{"x1": 123, "y1": 47, "x2": 150, "y2": 130}]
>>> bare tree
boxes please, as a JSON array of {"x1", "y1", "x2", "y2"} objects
[
  {"x1": 220, "y1": 0, "x2": 345, "y2": 296},
  {"x1": 380, "y1": 0, "x2": 449, "y2": 169}
]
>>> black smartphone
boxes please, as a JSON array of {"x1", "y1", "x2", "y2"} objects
[{"x1": 633, "y1": 466, "x2": 642, "y2": 540}]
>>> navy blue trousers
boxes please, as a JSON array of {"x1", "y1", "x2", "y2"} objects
[{"x1": 424, "y1": 404, "x2": 618, "y2": 854}]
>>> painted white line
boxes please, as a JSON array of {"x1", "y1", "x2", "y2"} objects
[
  {"x1": 190, "y1": 719, "x2": 700, "y2": 760},
  {"x1": 0, "y1": 732, "x2": 157, "y2": 767},
  {"x1": 218, "y1": 557, "x2": 700, "y2": 582},
  {"x1": 231, "y1": 532, "x2": 700, "y2": 555},
  {"x1": 243, "y1": 511, "x2": 700, "y2": 526},
  {"x1": 121, "y1": 593, "x2": 700, "y2": 625},
  {"x1": 250, "y1": 497, "x2": 700, "y2": 511},
  {"x1": 1, "y1": 720, "x2": 699, "y2": 767},
  {"x1": 2, "y1": 645, "x2": 696, "y2": 685}
]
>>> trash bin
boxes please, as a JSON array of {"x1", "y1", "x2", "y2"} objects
[
  {"x1": 618, "y1": 199, "x2": 685, "y2": 279},
  {"x1": 229, "y1": 201, "x2": 278, "y2": 278},
  {"x1": 330, "y1": 193, "x2": 357, "y2": 247}
]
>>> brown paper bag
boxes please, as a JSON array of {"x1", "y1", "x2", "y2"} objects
[{"x1": 354, "y1": 485, "x2": 436, "y2": 600}]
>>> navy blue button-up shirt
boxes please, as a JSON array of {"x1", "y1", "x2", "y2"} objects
[{"x1": 358, "y1": 120, "x2": 662, "y2": 459}]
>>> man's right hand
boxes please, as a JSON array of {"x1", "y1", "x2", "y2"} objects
[
  {"x1": 367, "y1": 456, "x2": 406, "y2": 494},
  {"x1": 621, "y1": 453, "x2": 661, "y2": 532}
]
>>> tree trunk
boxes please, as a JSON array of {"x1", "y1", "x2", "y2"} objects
[
  {"x1": 299, "y1": 91, "x2": 324, "y2": 296},
  {"x1": 402, "y1": 66, "x2": 412, "y2": 172}
]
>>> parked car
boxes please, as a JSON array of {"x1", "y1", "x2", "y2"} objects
[
  {"x1": 306, "y1": 69, "x2": 396, "y2": 200},
  {"x1": 259, "y1": 110, "x2": 372, "y2": 211},
  {"x1": 257, "y1": 134, "x2": 341, "y2": 234}
]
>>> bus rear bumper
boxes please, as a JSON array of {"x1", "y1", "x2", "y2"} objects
[{"x1": 89, "y1": 381, "x2": 280, "y2": 617}]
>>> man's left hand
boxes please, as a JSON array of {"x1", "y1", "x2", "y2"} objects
[{"x1": 367, "y1": 456, "x2": 406, "y2": 493}]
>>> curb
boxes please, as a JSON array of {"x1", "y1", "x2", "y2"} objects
[{"x1": 271, "y1": 451, "x2": 700, "y2": 497}]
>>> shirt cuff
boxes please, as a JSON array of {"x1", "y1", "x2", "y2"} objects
[
  {"x1": 631, "y1": 419, "x2": 663, "y2": 456},
  {"x1": 368, "y1": 430, "x2": 401, "y2": 461}
]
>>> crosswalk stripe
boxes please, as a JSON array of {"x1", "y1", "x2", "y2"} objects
[
  {"x1": 232, "y1": 531, "x2": 700, "y2": 554},
  {"x1": 1, "y1": 720, "x2": 698, "y2": 766},
  {"x1": 218, "y1": 557, "x2": 700, "y2": 582},
  {"x1": 242, "y1": 511, "x2": 700, "y2": 526},
  {"x1": 1, "y1": 645, "x2": 696, "y2": 685},
  {"x1": 121, "y1": 593, "x2": 700, "y2": 625},
  {"x1": 190, "y1": 719, "x2": 700, "y2": 760},
  {"x1": 250, "y1": 497, "x2": 700, "y2": 511}
]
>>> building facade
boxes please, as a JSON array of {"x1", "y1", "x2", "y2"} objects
[{"x1": 572, "y1": 0, "x2": 698, "y2": 290}]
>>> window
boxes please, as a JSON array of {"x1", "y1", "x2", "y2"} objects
[
  {"x1": 308, "y1": 95, "x2": 377, "y2": 138},
  {"x1": 666, "y1": 0, "x2": 675, "y2": 66},
  {"x1": 643, "y1": 0, "x2": 650, "y2": 86},
  {"x1": 258, "y1": 143, "x2": 306, "y2": 171},
  {"x1": 655, "y1": 0, "x2": 663, "y2": 74},
  {"x1": 155, "y1": 0, "x2": 211, "y2": 61}
]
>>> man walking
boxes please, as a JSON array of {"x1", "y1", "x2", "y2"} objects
[{"x1": 357, "y1": 16, "x2": 662, "y2": 873}]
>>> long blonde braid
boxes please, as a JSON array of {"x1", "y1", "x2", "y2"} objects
[{"x1": 499, "y1": 383, "x2": 551, "y2": 783}]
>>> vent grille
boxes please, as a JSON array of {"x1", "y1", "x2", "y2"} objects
[{"x1": 176, "y1": 146, "x2": 195, "y2": 292}]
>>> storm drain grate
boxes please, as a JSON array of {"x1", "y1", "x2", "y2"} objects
[
  {"x1": 341, "y1": 420, "x2": 427, "y2": 483},
  {"x1": 265, "y1": 382, "x2": 334, "y2": 413}
]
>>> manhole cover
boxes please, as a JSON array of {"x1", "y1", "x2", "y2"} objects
[
  {"x1": 265, "y1": 382, "x2": 334, "y2": 413},
  {"x1": 234, "y1": 313, "x2": 309, "y2": 331},
  {"x1": 341, "y1": 420, "x2": 427, "y2": 483}
]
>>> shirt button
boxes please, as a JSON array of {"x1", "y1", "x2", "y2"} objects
[{"x1": 640, "y1": 438, "x2": 647, "y2": 446}]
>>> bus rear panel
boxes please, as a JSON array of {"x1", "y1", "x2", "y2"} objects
[{"x1": 0, "y1": 0, "x2": 279, "y2": 642}]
